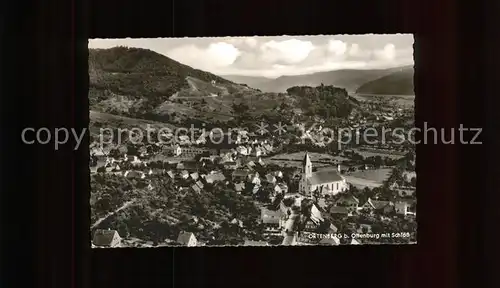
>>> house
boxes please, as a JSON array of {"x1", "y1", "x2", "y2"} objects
[
  {"x1": 223, "y1": 161, "x2": 239, "y2": 170},
  {"x1": 303, "y1": 205, "x2": 324, "y2": 231},
  {"x1": 180, "y1": 170, "x2": 190, "y2": 179},
  {"x1": 203, "y1": 171, "x2": 226, "y2": 184},
  {"x1": 249, "y1": 172, "x2": 261, "y2": 185},
  {"x1": 358, "y1": 224, "x2": 372, "y2": 233},
  {"x1": 234, "y1": 182, "x2": 245, "y2": 193},
  {"x1": 252, "y1": 184, "x2": 261, "y2": 194},
  {"x1": 397, "y1": 188, "x2": 416, "y2": 198},
  {"x1": 246, "y1": 161, "x2": 256, "y2": 170},
  {"x1": 244, "y1": 240, "x2": 269, "y2": 246},
  {"x1": 123, "y1": 170, "x2": 146, "y2": 179},
  {"x1": 328, "y1": 223, "x2": 339, "y2": 233},
  {"x1": 271, "y1": 184, "x2": 282, "y2": 195},
  {"x1": 336, "y1": 194, "x2": 360, "y2": 211},
  {"x1": 190, "y1": 172, "x2": 199, "y2": 181},
  {"x1": 350, "y1": 238, "x2": 361, "y2": 245},
  {"x1": 361, "y1": 198, "x2": 394, "y2": 214},
  {"x1": 262, "y1": 144, "x2": 273, "y2": 153},
  {"x1": 273, "y1": 171, "x2": 283, "y2": 178},
  {"x1": 232, "y1": 169, "x2": 251, "y2": 181},
  {"x1": 183, "y1": 161, "x2": 201, "y2": 172},
  {"x1": 278, "y1": 183, "x2": 289, "y2": 194},
  {"x1": 191, "y1": 184, "x2": 201, "y2": 194},
  {"x1": 252, "y1": 147, "x2": 263, "y2": 157},
  {"x1": 236, "y1": 146, "x2": 248, "y2": 155},
  {"x1": 265, "y1": 174, "x2": 277, "y2": 184},
  {"x1": 177, "y1": 231, "x2": 197, "y2": 247},
  {"x1": 330, "y1": 206, "x2": 351, "y2": 216},
  {"x1": 319, "y1": 236, "x2": 340, "y2": 245},
  {"x1": 93, "y1": 229, "x2": 121, "y2": 248},
  {"x1": 395, "y1": 201, "x2": 410, "y2": 216},
  {"x1": 166, "y1": 170, "x2": 175, "y2": 179},
  {"x1": 195, "y1": 181, "x2": 204, "y2": 189},
  {"x1": 261, "y1": 208, "x2": 282, "y2": 226},
  {"x1": 230, "y1": 218, "x2": 244, "y2": 227}
]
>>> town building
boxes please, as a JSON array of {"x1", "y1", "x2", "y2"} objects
[{"x1": 299, "y1": 153, "x2": 348, "y2": 196}]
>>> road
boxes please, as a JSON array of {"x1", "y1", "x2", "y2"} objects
[{"x1": 91, "y1": 200, "x2": 136, "y2": 229}]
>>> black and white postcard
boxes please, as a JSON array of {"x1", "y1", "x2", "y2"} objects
[{"x1": 89, "y1": 34, "x2": 416, "y2": 247}]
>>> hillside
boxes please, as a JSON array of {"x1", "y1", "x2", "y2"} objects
[
  {"x1": 224, "y1": 67, "x2": 406, "y2": 93},
  {"x1": 287, "y1": 85, "x2": 358, "y2": 118},
  {"x1": 355, "y1": 66, "x2": 414, "y2": 95},
  {"x1": 89, "y1": 47, "x2": 263, "y2": 120},
  {"x1": 220, "y1": 75, "x2": 271, "y2": 89},
  {"x1": 89, "y1": 47, "x2": 359, "y2": 124}
]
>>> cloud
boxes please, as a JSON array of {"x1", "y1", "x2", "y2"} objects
[
  {"x1": 327, "y1": 39, "x2": 348, "y2": 56},
  {"x1": 259, "y1": 39, "x2": 315, "y2": 65},
  {"x1": 374, "y1": 43, "x2": 396, "y2": 60},
  {"x1": 167, "y1": 42, "x2": 240, "y2": 70}
]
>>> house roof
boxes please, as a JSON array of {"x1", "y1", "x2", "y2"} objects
[
  {"x1": 338, "y1": 194, "x2": 359, "y2": 204},
  {"x1": 319, "y1": 237, "x2": 340, "y2": 245},
  {"x1": 370, "y1": 199, "x2": 394, "y2": 210},
  {"x1": 265, "y1": 174, "x2": 276, "y2": 182},
  {"x1": 93, "y1": 229, "x2": 120, "y2": 246},
  {"x1": 350, "y1": 238, "x2": 361, "y2": 245},
  {"x1": 177, "y1": 231, "x2": 195, "y2": 244},
  {"x1": 310, "y1": 205, "x2": 324, "y2": 222},
  {"x1": 261, "y1": 207, "x2": 281, "y2": 219},
  {"x1": 232, "y1": 169, "x2": 250, "y2": 177},
  {"x1": 330, "y1": 206, "x2": 350, "y2": 214},
  {"x1": 191, "y1": 184, "x2": 201, "y2": 193},
  {"x1": 204, "y1": 172, "x2": 226, "y2": 183},
  {"x1": 244, "y1": 240, "x2": 269, "y2": 246},
  {"x1": 309, "y1": 170, "x2": 343, "y2": 185},
  {"x1": 195, "y1": 181, "x2": 204, "y2": 189},
  {"x1": 234, "y1": 182, "x2": 245, "y2": 192}
]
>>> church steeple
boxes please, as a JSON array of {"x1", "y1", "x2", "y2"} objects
[{"x1": 303, "y1": 152, "x2": 312, "y2": 178}]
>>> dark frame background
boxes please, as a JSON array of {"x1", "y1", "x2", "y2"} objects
[{"x1": 1, "y1": 0, "x2": 498, "y2": 287}]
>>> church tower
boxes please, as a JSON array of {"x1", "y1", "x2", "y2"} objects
[
  {"x1": 303, "y1": 152, "x2": 312, "y2": 178},
  {"x1": 299, "y1": 152, "x2": 313, "y2": 195}
]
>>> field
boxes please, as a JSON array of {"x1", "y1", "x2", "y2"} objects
[
  {"x1": 89, "y1": 110, "x2": 176, "y2": 133},
  {"x1": 352, "y1": 148, "x2": 406, "y2": 160},
  {"x1": 344, "y1": 168, "x2": 392, "y2": 189},
  {"x1": 269, "y1": 152, "x2": 340, "y2": 162},
  {"x1": 353, "y1": 94, "x2": 415, "y2": 108}
]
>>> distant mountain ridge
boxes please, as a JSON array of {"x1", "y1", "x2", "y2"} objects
[
  {"x1": 355, "y1": 66, "x2": 414, "y2": 95},
  {"x1": 222, "y1": 66, "x2": 412, "y2": 94}
]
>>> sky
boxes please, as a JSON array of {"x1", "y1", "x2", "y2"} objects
[{"x1": 89, "y1": 34, "x2": 414, "y2": 78}]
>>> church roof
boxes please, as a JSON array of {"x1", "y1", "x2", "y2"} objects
[{"x1": 308, "y1": 169, "x2": 343, "y2": 185}]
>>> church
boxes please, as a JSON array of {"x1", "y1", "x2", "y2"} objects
[{"x1": 299, "y1": 152, "x2": 348, "y2": 196}]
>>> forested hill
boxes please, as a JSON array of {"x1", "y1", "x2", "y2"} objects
[
  {"x1": 355, "y1": 66, "x2": 414, "y2": 95},
  {"x1": 89, "y1": 47, "x2": 236, "y2": 105}
]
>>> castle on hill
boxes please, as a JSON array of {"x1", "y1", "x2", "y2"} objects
[{"x1": 298, "y1": 152, "x2": 348, "y2": 196}]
